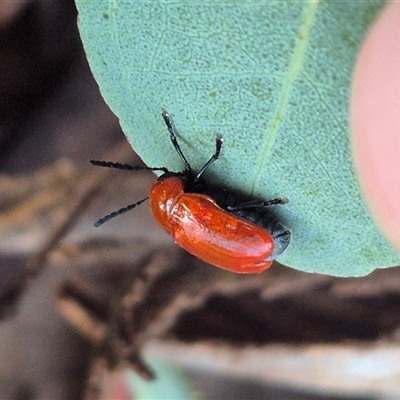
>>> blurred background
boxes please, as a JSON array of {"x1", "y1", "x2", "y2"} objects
[{"x1": 1, "y1": 1, "x2": 400, "y2": 399}]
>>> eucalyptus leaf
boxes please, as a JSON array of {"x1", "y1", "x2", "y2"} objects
[{"x1": 76, "y1": 0, "x2": 400, "y2": 276}]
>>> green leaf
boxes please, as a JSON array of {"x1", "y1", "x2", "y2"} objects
[
  {"x1": 125, "y1": 359, "x2": 194, "y2": 399},
  {"x1": 76, "y1": 0, "x2": 400, "y2": 276}
]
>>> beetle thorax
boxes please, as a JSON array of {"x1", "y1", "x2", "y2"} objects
[{"x1": 149, "y1": 176, "x2": 186, "y2": 234}]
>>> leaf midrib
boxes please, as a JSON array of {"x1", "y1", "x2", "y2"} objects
[{"x1": 251, "y1": 0, "x2": 320, "y2": 194}]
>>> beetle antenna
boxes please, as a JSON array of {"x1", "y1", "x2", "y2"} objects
[
  {"x1": 90, "y1": 160, "x2": 168, "y2": 173},
  {"x1": 195, "y1": 135, "x2": 223, "y2": 181},
  {"x1": 161, "y1": 111, "x2": 192, "y2": 173},
  {"x1": 94, "y1": 197, "x2": 149, "y2": 227}
]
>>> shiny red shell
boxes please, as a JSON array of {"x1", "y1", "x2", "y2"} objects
[{"x1": 150, "y1": 176, "x2": 274, "y2": 274}]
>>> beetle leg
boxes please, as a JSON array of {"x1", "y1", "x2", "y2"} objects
[{"x1": 227, "y1": 196, "x2": 288, "y2": 211}]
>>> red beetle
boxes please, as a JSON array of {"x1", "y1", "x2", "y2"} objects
[{"x1": 91, "y1": 112, "x2": 291, "y2": 273}]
